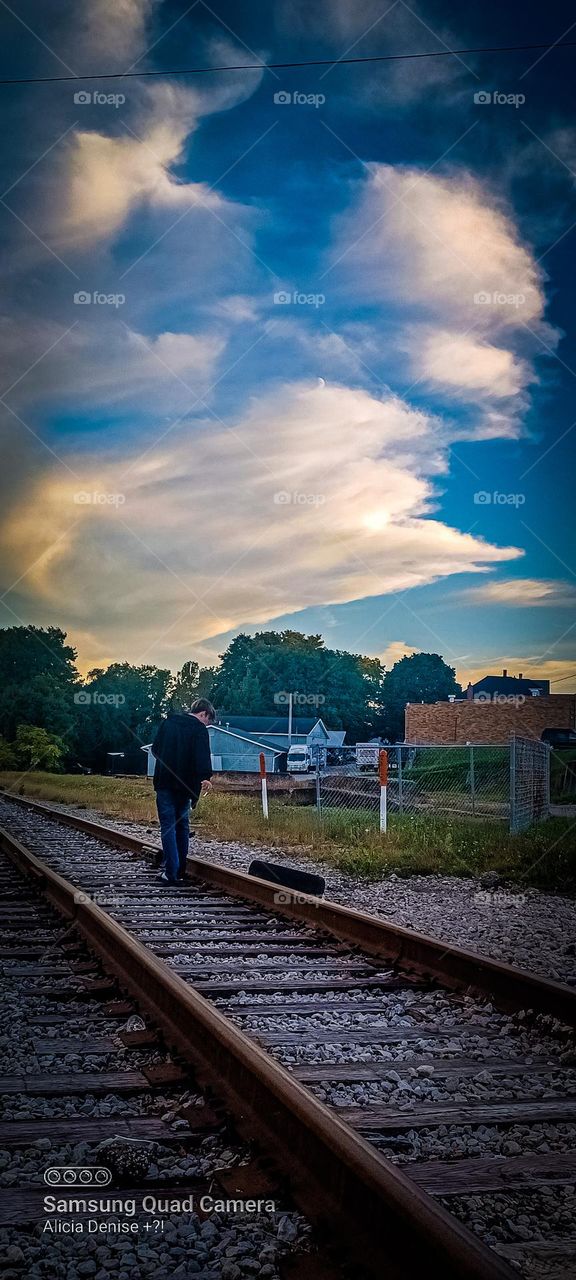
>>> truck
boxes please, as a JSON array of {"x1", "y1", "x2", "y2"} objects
[
  {"x1": 355, "y1": 742, "x2": 380, "y2": 771},
  {"x1": 287, "y1": 744, "x2": 314, "y2": 773}
]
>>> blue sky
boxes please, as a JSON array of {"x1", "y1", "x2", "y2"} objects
[{"x1": 0, "y1": 0, "x2": 575, "y2": 687}]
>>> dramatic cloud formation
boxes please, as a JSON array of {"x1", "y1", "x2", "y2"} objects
[
  {"x1": 1, "y1": 380, "x2": 522, "y2": 667},
  {"x1": 333, "y1": 165, "x2": 557, "y2": 436}
]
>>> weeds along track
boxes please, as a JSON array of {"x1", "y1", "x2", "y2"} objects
[{"x1": 1, "y1": 792, "x2": 576, "y2": 1280}]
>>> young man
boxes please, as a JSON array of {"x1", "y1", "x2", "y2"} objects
[{"x1": 151, "y1": 698, "x2": 215, "y2": 884}]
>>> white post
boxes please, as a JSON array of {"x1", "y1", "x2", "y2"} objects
[
  {"x1": 288, "y1": 691, "x2": 293, "y2": 745},
  {"x1": 259, "y1": 752, "x2": 269, "y2": 820},
  {"x1": 379, "y1": 749, "x2": 388, "y2": 834}
]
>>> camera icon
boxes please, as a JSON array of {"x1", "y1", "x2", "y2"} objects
[
  {"x1": 274, "y1": 491, "x2": 291, "y2": 505},
  {"x1": 473, "y1": 291, "x2": 492, "y2": 304},
  {"x1": 274, "y1": 690, "x2": 289, "y2": 705},
  {"x1": 273, "y1": 891, "x2": 290, "y2": 904},
  {"x1": 73, "y1": 290, "x2": 91, "y2": 305},
  {"x1": 73, "y1": 91, "x2": 92, "y2": 105},
  {"x1": 273, "y1": 91, "x2": 292, "y2": 105},
  {"x1": 44, "y1": 1166, "x2": 111, "y2": 1186},
  {"x1": 74, "y1": 690, "x2": 92, "y2": 705},
  {"x1": 273, "y1": 291, "x2": 291, "y2": 305},
  {"x1": 473, "y1": 491, "x2": 492, "y2": 505},
  {"x1": 474, "y1": 91, "x2": 492, "y2": 104}
]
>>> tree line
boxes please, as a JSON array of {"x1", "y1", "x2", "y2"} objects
[{"x1": 0, "y1": 625, "x2": 461, "y2": 772}]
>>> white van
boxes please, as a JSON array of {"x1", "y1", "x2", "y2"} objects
[{"x1": 287, "y1": 744, "x2": 313, "y2": 773}]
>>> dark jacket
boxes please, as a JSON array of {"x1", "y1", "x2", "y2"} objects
[{"x1": 151, "y1": 712, "x2": 212, "y2": 800}]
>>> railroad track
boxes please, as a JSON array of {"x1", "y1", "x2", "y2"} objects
[{"x1": 1, "y1": 792, "x2": 575, "y2": 1280}]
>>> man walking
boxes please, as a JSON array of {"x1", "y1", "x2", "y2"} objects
[{"x1": 151, "y1": 698, "x2": 215, "y2": 884}]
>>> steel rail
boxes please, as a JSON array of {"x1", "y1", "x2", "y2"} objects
[
  {"x1": 2, "y1": 791, "x2": 575, "y2": 1026},
  {"x1": 0, "y1": 819, "x2": 516, "y2": 1280}
]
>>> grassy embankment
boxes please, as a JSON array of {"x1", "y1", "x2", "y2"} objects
[{"x1": 1, "y1": 771, "x2": 574, "y2": 890}]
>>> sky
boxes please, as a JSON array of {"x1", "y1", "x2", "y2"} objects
[{"x1": 0, "y1": 0, "x2": 575, "y2": 688}]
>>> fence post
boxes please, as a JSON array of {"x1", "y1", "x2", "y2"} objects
[
  {"x1": 469, "y1": 744, "x2": 476, "y2": 816},
  {"x1": 397, "y1": 745, "x2": 403, "y2": 814},
  {"x1": 259, "y1": 752, "x2": 269, "y2": 820},
  {"x1": 379, "y1": 749, "x2": 388, "y2": 834},
  {"x1": 315, "y1": 763, "x2": 322, "y2": 815},
  {"x1": 509, "y1": 735, "x2": 516, "y2": 834}
]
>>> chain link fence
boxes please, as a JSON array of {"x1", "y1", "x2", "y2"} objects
[
  {"x1": 318, "y1": 738, "x2": 551, "y2": 833},
  {"x1": 510, "y1": 736, "x2": 551, "y2": 832}
]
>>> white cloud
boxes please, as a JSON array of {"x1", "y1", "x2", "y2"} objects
[
  {"x1": 334, "y1": 164, "x2": 556, "y2": 434},
  {"x1": 73, "y1": 0, "x2": 157, "y2": 64},
  {"x1": 2, "y1": 380, "x2": 522, "y2": 666},
  {"x1": 56, "y1": 75, "x2": 262, "y2": 248},
  {"x1": 462, "y1": 578, "x2": 576, "y2": 607},
  {"x1": 415, "y1": 329, "x2": 531, "y2": 399},
  {"x1": 381, "y1": 640, "x2": 421, "y2": 669},
  {"x1": 0, "y1": 320, "x2": 226, "y2": 413}
]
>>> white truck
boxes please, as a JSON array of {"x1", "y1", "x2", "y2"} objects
[
  {"x1": 287, "y1": 744, "x2": 314, "y2": 773},
  {"x1": 355, "y1": 742, "x2": 380, "y2": 771}
]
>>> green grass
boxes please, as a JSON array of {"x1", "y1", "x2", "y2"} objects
[{"x1": 1, "y1": 771, "x2": 574, "y2": 891}]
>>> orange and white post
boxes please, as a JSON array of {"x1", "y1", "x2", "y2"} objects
[
  {"x1": 259, "y1": 752, "x2": 269, "y2": 820},
  {"x1": 379, "y1": 749, "x2": 388, "y2": 834}
]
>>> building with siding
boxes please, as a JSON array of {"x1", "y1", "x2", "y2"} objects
[{"x1": 143, "y1": 715, "x2": 346, "y2": 775}]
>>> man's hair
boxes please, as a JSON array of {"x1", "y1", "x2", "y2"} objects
[{"x1": 190, "y1": 698, "x2": 216, "y2": 722}]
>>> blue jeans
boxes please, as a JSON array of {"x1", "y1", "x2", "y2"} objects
[{"x1": 155, "y1": 789, "x2": 192, "y2": 882}]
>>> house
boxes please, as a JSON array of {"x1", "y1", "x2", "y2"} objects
[
  {"x1": 209, "y1": 715, "x2": 345, "y2": 772},
  {"x1": 469, "y1": 669, "x2": 550, "y2": 700},
  {"x1": 142, "y1": 715, "x2": 346, "y2": 776}
]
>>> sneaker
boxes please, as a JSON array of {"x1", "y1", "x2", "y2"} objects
[{"x1": 159, "y1": 872, "x2": 177, "y2": 885}]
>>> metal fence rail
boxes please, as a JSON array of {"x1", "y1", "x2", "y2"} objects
[{"x1": 318, "y1": 739, "x2": 551, "y2": 833}]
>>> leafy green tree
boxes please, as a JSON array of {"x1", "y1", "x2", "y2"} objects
[
  {"x1": 75, "y1": 662, "x2": 172, "y2": 770},
  {"x1": 0, "y1": 626, "x2": 79, "y2": 742},
  {"x1": 14, "y1": 724, "x2": 66, "y2": 771},
  {"x1": 169, "y1": 661, "x2": 217, "y2": 710},
  {"x1": 211, "y1": 631, "x2": 384, "y2": 740},
  {"x1": 381, "y1": 652, "x2": 462, "y2": 741},
  {"x1": 0, "y1": 735, "x2": 17, "y2": 769}
]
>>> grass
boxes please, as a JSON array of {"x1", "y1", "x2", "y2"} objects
[{"x1": 1, "y1": 771, "x2": 575, "y2": 891}]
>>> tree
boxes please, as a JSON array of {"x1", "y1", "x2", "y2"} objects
[
  {"x1": 0, "y1": 626, "x2": 79, "y2": 743},
  {"x1": 14, "y1": 724, "x2": 66, "y2": 771},
  {"x1": 211, "y1": 631, "x2": 385, "y2": 740},
  {"x1": 169, "y1": 661, "x2": 216, "y2": 711},
  {"x1": 381, "y1": 652, "x2": 462, "y2": 741},
  {"x1": 0, "y1": 736, "x2": 17, "y2": 770},
  {"x1": 75, "y1": 662, "x2": 172, "y2": 770}
]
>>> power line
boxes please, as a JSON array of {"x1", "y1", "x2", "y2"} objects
[
  {"x1": 550, "y1": 671, "x2": 576, "y2": 684},
  {"x1": 0, "y1": 40, "x2": 575, "y2": 86}
]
